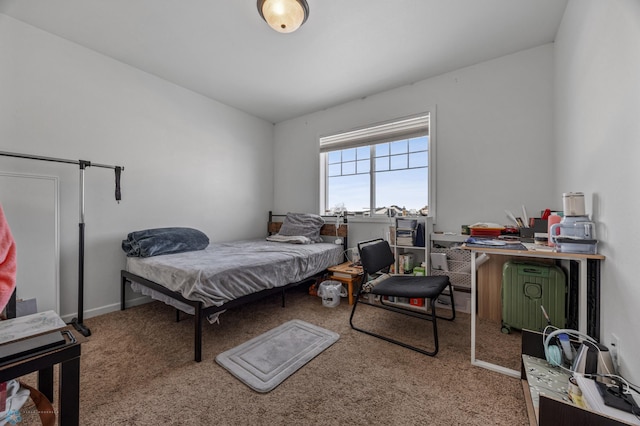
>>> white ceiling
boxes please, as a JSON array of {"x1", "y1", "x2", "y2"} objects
[{"x1": 0, "y1": 0, "x2": 568, "y2": 123}]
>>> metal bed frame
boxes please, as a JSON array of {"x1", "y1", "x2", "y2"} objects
[{"x1": 120, "y1": 211, "x2": 348, "y2": 362}]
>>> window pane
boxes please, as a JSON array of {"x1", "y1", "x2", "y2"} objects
[
  {"x1": 390, "y1": 154, "x2": 407, "y2": 170},
  {"x1": 356, "y1": 146, "x2": 370, "y2": 160},
  {"x1": 390, "y1": 140, "x2": 408, "y2": 155},
  {"x1": 409, "y1": 136, "x2": 428, "y2": 152},
  {"x1": 328, "y1": 163, "x2": 341, "y2": 177},
  {"x1": 342, "y1": 148, "x2": 356, "y2": 162},
  {"x1": 375, "y1": 156, "x2": 389, "y2": 171},
  {"x1": 342, "y1": 161, "x2": 356, "y2": 175},
  {"x1": 375, "y1": 143, "x2": 389, "y2": 157},
  {"x1": 357, "y1": 159, "x2": 370, "y2": 173},
  {"x1": 375, "y1": 168, "x2": 428, "y2": 211},
  {"x1": 409, "y1": 151, "x2": 428, "y2": 168},
  {"x1": 328, "y1": 174, "x2": 370, "y2": 213},
  {"x1": 328, "y1": 151, "x2": 341, "y2": 164}
]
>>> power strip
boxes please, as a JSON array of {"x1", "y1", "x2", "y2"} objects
[{"x1": 596, "y1": 381, "x2": 640, "y2": 414}]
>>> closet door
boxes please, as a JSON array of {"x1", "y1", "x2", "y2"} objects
[{"x1": 0, "y1": 172, "x2": 59, "y2": 314}]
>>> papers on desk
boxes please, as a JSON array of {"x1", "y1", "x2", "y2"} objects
[
  {"x1": 575, "y1": 375, "x2": 640, "y2": 425},
  {"x1": 522, "y1": 242, "x2": 554, "y2": 252},
  {"x1": 466, "y1": 237, "x2": 506, "y2": 246},
  {"x1": 465, "y1": 237, "x2": 528, "y2": 251},
  {"x1": 0, "y1": 311, "x2": 66, "y2": 345}
]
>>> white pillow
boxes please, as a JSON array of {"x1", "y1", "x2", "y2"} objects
[{"x1": 277, "y1": 213, "x2": 324, "y2": 243}]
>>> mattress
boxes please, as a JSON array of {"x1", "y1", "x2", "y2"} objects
[{"x1": 126, "y1": 239, "x2": 343, "y2": 309}]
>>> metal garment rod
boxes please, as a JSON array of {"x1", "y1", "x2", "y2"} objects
[
  {"x1": 0, "y1": 150, "x2": 124, "y2": 171},
  {"x1": 0, "y1": 150, "x2": 125, "y2": 337}
]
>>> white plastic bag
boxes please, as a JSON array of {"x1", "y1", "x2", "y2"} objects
[{"x1": 0, "y1": 380, "x2": 29, "y2": 425}]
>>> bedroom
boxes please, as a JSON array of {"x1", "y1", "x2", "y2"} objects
[{"x1": 0, "y1": 0, "x2": 638, "y2": 424}]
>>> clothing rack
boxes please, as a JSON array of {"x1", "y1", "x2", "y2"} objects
[{"x1": 0, "y1": 150, "x2": 124, "y2": 336}]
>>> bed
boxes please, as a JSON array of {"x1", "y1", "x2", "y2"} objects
[{"x1": 120, "y1": 212, "x2": 348, "y2": 361}]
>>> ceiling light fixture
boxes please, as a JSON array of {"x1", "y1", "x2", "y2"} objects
[{"x1": 257, "y1": 0, "x2": 309, "y2": 34}]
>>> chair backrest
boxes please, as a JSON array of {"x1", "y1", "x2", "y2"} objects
[{"x1": 357, "y1": 238, "x2": 395, "y2": 276}]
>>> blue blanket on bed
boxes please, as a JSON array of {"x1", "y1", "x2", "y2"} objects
[{"x1": 122, "y1": 227, "x2": 210, "y2": 257}]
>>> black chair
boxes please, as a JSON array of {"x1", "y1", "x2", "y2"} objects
[{"x1": 349, "y1": 238, "x2": 455, "y2": 356}]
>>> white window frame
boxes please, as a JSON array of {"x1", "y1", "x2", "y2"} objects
[{"x1": 319, "y1": 109, "x2": 437, "y2": 222}]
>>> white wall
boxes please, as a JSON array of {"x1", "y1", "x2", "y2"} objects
[
  {"x1": 274, "y1": 44, "x2": 557, "y2": 233},
  {"x1": 555, "y1": 0, "x2": 640, "y2": 383},
  {"x1": 0, "y1": 15, "x2": 275, "y2": 319}
]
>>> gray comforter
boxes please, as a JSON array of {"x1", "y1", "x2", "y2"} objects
[{"x1": 126, "y1": 239, "x2": 343, "y2": 308}]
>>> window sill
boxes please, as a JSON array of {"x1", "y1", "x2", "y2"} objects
[{"x1": 346, "y1": 215, "x2": 428, "y2": 224}]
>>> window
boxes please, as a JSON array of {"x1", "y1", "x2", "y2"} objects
[{"x1": 320, "y1": 113, "x2": 434, "y2": 217}]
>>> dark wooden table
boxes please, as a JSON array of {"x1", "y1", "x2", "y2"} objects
[{"x1": 0, "y1": 326, "x2": 86, "y2": 425}]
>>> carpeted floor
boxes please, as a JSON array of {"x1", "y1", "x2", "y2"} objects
[{"x1": 27, "y1": 286, "x2": 529, "y2": 425}]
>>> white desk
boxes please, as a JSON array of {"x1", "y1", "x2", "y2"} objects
[{"x1": 466, "y1": 245, "x2": 605, "y2": 378}]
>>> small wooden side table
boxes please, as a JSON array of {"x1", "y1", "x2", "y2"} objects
[{"x1": 326, "y1": 262, "x2": 363, "y2": 305}]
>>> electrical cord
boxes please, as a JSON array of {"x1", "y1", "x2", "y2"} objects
[
  {"x1": 628, "y1": 381, "x2": 640, "y2": 396},
  {"x1": 339, "y1": 248, "x2": 358, "y2": 263},
  {"x1": 599, "y1": 375, "x2": 640, "y2": 421},
  {"x1": 583, "y1": 373, "x2": 640, "y2": 421},
  {"x1": 542, "y1": 327, "x2": 639, "y2": 421},
  {"x1": 542, "y1": 326, "x2": 608, "y2": 375}
]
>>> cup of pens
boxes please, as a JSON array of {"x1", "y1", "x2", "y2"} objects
[{"x1": 505, "y1": 205, "x2": 532, "y2": 229}]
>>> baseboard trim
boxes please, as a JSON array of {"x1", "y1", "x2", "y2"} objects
[{"x1": 60, "y1": 295, "x2": 152, "y2": 323}]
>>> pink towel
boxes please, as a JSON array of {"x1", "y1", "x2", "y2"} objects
[{"x1": 0, "y1": 204, "x2": 17, "y2": 311}]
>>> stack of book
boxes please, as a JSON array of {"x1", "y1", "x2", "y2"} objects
[
  {"x1": 395, "y1": 230, "x2": 414, "y2": 246},
  {"x1": 395, "y1": 218, "x2": 417, "y2": 246}
]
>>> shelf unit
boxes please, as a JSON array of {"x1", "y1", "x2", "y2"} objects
[
  {"x1": 379, "y1": 217, "x2": 431, "y2": 311},
  {"x1": 389, "y1": 217, "x2": 428, "y2": 275},
  {"x1": 379, "y1": 219, "x2": 468, "y2": 315}
]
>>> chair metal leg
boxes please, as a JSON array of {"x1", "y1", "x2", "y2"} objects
[
  {"x1": 350, "y1": 291, "x2": 442, "y2": 357},
  {"x1": 433, "y1": 282, "x2": 456, "y2": 322}
]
